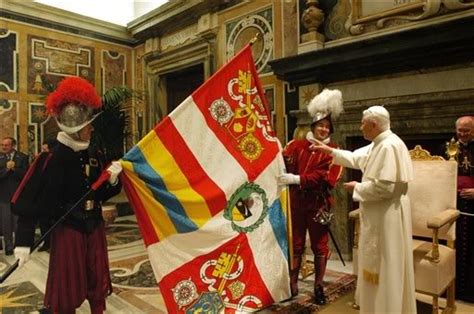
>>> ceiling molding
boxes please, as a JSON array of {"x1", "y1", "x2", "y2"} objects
[{"x1": 2, "y1": 0, "x2": 135, "y2": 45}]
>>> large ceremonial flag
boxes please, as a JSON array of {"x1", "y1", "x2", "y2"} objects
[{"x1": 120, "y1": 44, "x2": 290, "y2": 313}]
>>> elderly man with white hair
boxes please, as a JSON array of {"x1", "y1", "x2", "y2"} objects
[
  {"x1": 311, "y1": 106, "x2": 416, "y2": 313},
  {"x1": 453, "y1": 115, "x2": 474, "y2": 302}
]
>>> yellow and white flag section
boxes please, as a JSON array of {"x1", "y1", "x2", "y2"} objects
[{"x1": 120, "y1": 45, "x2": 290, "y2": 313}]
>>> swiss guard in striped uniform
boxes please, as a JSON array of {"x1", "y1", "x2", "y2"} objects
[{"x1": 14, "y1": 76, "x2": 123, "y2": 313}]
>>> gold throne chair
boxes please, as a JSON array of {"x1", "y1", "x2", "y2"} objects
[{"x1": 350, "y1": 145, "x2": 460, "y2": 313}]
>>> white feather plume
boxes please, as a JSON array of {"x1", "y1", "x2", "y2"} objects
[{"x1": 307, "y1": 88, "x2": 344, "y2": 120}]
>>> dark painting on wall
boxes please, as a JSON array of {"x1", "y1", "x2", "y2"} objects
[{"x1": 0, "y1": 30, "x2": 18, "y2": 92}]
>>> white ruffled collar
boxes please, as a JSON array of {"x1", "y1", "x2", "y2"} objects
[
  {"x1": 57, "y1": 131, "x2": 90, "y2": 152},
  {"x1": 306, "y1": 131, "x2": 330, "y2": 144}
]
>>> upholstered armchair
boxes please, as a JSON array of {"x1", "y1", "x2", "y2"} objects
[{"x1": 350, "y1": 145, "x2": 460, "y2": 313}]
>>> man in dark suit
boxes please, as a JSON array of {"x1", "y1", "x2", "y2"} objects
[{"x1": 0, "y1": 136, "x2": 28, "y2": 255}]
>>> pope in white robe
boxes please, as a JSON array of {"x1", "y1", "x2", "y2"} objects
[{"x1": 311, "y1": 106, "x2": 417, "y2": 313}]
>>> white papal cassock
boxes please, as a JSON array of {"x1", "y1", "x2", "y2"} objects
[{"x1": 332, "y1": 130, "x2": 417, "y2": 314}]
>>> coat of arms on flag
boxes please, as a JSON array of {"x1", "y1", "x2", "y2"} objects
[{"x1": 119, "y1": 44, "x2": 290, "y2": 313}]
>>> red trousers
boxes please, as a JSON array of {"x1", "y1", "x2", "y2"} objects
[
  {"x1": 44, "y1": 223, "x2": 111, "y2": 313},
  {"x1": 291, "y1": 207, "x2": 329, "y2": 261}
]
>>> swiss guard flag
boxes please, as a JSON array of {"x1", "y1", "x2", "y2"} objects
[{"x1": 120, "y1": 44, "x2": 290, "y2": 312}]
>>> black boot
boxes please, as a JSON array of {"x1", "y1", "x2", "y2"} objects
[
  {"x1": 290, "y1": 269, "x2": 299, "y2": 297},
  {"x1": 314, "y1": 285, "x2": 326, "y2": 305},
  {"x1": 314, "y1": 255, "x2": 327, "y2": 305},
  {"x1": 290, "y1": 256, "x2": 302, "y2": 297}
]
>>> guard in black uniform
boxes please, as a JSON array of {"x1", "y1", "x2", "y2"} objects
[{"x1": 14, "y1": 76, "x2": 123, "y2": 313}]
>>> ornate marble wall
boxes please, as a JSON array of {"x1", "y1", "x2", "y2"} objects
[
  {"x1": 27, "y1": 35, "x2": 95, "y2": 95},
  {"x1": 0, "y1": 19, "x2": 132, "y2": 157},
  {"x1": 0, "y1": 99, "x2": 19, "y2": 140},
  {"x1": 3, "y1": 0, "x2": 472, "y2": 261}
]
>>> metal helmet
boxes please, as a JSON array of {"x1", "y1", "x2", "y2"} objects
[
  {"x1": 56, "y1": 103, "x2": 101, "y2": 134},
  {"x1": 46, "y1": 76, "x2": 102, "y2": 134},
  {"x1": 307, "y1": 88, "x2": 343, "y2": 134}
]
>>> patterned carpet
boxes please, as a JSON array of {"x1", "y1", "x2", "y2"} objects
[
  {"x1": 261, "y1": 270, "x2": 356, "y2": 313},
  {"x1": 0, "y1": 218, "x2": 356, "y2": 313}
]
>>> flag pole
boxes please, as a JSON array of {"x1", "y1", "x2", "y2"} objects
[
  {"x1": 286, "y1": 187, "x2": 294, "y2": 270},
  {"x1": 249, "y1": 32, "x2": 260, "y2": 45},
  {"x1": 0, "y1": 171, "x2": 112, "y2": 284}
]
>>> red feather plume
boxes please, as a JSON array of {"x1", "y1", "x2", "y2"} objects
[{"x1": 46, "y1": 76, "x2": 102, "y2": 116}]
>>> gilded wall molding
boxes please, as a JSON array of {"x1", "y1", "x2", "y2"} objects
[{"x1": 346, "y1": 0, "x2": 474, "y2": 36}]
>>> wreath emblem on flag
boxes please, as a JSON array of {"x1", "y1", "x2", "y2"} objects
[{"x1": 224, "y1": 182, "x2": 268, "y2": 233}]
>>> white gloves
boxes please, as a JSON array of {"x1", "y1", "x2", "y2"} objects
[
  {"x1": 107, "y1": 161, "x2": 122, "y2": 185},
  {"x1": 14, "y1": 247, "x2": 31, "y2": 268},
  {"x1": 278, "y1": 173, "x2": 301, "y2": 185}
]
